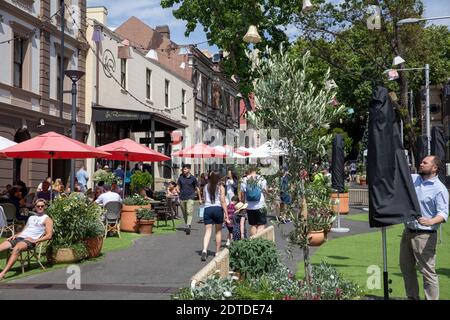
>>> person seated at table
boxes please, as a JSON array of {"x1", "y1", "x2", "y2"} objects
[
  {"x1": 7, "y1": 187, "x2": 26, "y2": 222},
  {"x1": 15, "y1": 180, "x2": 28, "y2": 198},
  {"x1": 0, "y1": 198, "x2": 53, "y2": 281},
  {"x1": 111, "y1": 181, "x2": 122, "y2": 195},
  {"x1": 1, "y1": 184, "x2": 12, "y2": 196},
  {"x1": 166, "y1": 181, "x2": 178, "y2": 198},
  {"x1": 92, "y1": 186, "x2": 104, "y2": 202},
  {"x1": 95, "y1": 184, "x2": 122, "y2": 206},
  {"x1": 53, "y1": 178, "x2": 65, "y2": 194},
  {"x1": 37, "y1": 181, "x2": 56, "y2": 201},
  {"x1": 36, "y1": 177, "x2": 52, "y2": 192}
]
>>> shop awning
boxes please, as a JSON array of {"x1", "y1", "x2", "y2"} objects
[{"x1": 92, "y1": 105, "x2": 188, "y2": 132}]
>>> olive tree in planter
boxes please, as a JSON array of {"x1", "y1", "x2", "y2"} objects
[
  {"x1": 46, "y1": 196, "x2": 105, "y2": 263},
  {"x1": 136, "y1": 207, "x2": 156, "y2": 234},
  {"x1": 247, "y1": 47, "x2": 345, "y2": 291}
]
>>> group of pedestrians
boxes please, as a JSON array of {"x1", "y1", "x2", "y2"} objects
[{"x1": 175, "y1": 164, "x2": 269, "y2": 261}]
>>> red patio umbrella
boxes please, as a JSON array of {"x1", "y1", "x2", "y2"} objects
[
  {"x1": 1, "y1": 131, "x2": 111, "y2": 197},
  {"x1": 172, "y1": 143, "x2": 227, "y2": 158},
  {"x1": 96, "y1": 138, "x2": 170, "y2": 197}
]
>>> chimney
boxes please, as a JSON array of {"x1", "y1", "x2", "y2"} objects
[
  {"x1": 87, "y1": 6, "x2": 108, "y2": 25},
  {"x1": 156, "y1": 25, "x2": 170, "y2": 39}
]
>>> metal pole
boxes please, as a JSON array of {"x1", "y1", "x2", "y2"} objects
[
  {"x1": 151, "y1": 118, "x2": 155, "y2": 191},
  {"x1": 70, "y1": 80, "x2": 77, "y2": 193},
  {"x1": 59, "y1": 0, "x2": 65, "y2": 122},
  {"x1": 382, "y1": 227, "x2": 389, "y2": 300},
  {"x1": 425, "y1": 64, "x2": 431, "y2": 156},
  {"x1": 400, "y1": 119, "x2": 404, "y2": 146}
]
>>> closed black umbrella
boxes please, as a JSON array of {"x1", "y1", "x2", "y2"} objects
[
  {"x1": 415, "y1": 135, "x2": 428, "y2": 169},
  {"x1": 368, "y1": 86, "x2": 421, "y2": 228},
  {"x1": 431, "y1": 126, "x2": 447, "y2": 186},
  {"x1": 331, "y1": 134, "x2": 345, "y2": 193},
  {"x1": 368, "y1": 86, "x2": 421, "y2": 300}
]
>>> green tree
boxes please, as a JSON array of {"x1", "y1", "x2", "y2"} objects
[
  {"x1": 161, "y1": 0, "x2": 450, "y2": 158},
  {"x1": 247, "y1": 46, "x2": 345, "y2": 290}
]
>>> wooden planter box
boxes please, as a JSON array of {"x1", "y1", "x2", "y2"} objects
[
  {"x1": 330, "y1": 192, "x2": 349, "y2": 215},
  {"x1": 121, "y1": 204, "x2": 152, "y2": 232}
]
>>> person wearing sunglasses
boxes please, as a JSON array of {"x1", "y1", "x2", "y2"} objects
[{"x1": 0, "y1": 199, "x2": 53, "y2": 281}]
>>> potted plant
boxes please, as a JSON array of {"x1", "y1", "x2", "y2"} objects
[
  {"x1": 93, "y1": 170, "x2": 121, "y2": 186},
  {"x1": 359, "y1": 173, "x2": 367, "y2": 186},
  {"x1": 330, "y1": 185, "x2": 349, "y2": 215},
  {"x1": 46, "y1": 196, "x2": 104, "y2": 263},
  {"x1": 130, "y1": 171, "x2": 153, "y2": 194},
  {"x1": 121, "y1": 194, "x2": 152, "y2": 232},
  {"x1": 136, "y1": 207, "x2": 156, "y2": 234},
  {"x1": 83, "y1": 219, "x2": 105, "y2": 258}
]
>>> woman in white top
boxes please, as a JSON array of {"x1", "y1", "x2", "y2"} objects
[
  {"x1": 0, "y1": 198, "x2": 53, "y2": 281},
  {"x1": 201, "y1": 171, "x2": 229, "y2": 261},
  {"x1": 225, "y1": 170, "x2": 237, "y2": 204}
]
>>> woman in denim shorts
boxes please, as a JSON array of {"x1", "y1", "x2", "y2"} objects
[{"x1": 200, "y1": 171, "x2": 229, "y2": 261}]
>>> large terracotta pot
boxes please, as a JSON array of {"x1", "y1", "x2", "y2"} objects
[
  {"x1": 330, "y1": 192, "x2": 349, "y2": 215},
  {"x1": 84, "y1": 237, "x2": 104, "y2": 258},
  {"x1": 308, "y1": 230, "x2": 325, "y2": 246},
  {"x1": 121, "y1": 204, "x2": 152, "y2": 232},
  {"x1": 53, "y1": 248, "x2": 80, "y2": 264},
  {"x1": 137, "y1": 219, "x2": 155, "y2": 234}
]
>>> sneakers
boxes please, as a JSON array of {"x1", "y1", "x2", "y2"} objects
[
  {"x1": 201, "y1": 251, "x2": 207, "y2": 261},
  {"x1": 185, "y1": 227, "x2": 191, "y2": 235}
]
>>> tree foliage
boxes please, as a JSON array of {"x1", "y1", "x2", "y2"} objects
[{"x1": 161, "y1": 0, "x2": 450, "y2": 157}]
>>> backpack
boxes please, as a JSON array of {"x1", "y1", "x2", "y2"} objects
[{"x1": 246, "y1": 178, "x2": 262, "y2": 202}]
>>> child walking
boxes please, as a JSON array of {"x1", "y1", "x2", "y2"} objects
[
  {"x1": 233, "y1": 202, "x2": 248, "y2": 240},
  {"x1": 225, "y1": 196, "x2": 240, "y2": 246}
]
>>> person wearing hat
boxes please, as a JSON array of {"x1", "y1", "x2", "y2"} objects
[{"x1": 233, "y1": 201, "x2": 248, "y2": 241}]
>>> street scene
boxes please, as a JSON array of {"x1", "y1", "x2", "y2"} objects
[{"x1": 1, "y1": 0, "x2": 450, "y2": 301}]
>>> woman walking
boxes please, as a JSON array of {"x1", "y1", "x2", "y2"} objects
[{"x1": 201, "y1": 171, "x2": 229, "y2": 261}]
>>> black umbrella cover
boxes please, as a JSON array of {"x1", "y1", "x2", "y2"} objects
[
  {"x1": 415, "y1": 135, "x2": 428, "y2": 169},
  {"x1": 331, "y1": 134, "x2": 345, "y2": 193},
  {"x1": 431, "y1": 125, "x2": 447, "y2": 185},
  {"x1": 368, "y1": 86, "x2": 421, "y2": 228}
]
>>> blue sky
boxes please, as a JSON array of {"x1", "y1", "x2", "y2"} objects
[{"x1": 86, "y1": 0, "x2": 450, "y2": 53}]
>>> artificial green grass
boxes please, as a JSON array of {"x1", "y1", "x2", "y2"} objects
[
  {"x1": 296, "y1": 221, "x2": 450, "y2": 299},
  {"x1": 0, "y1": 219, "x2": 182, "y2": 282},
  {"x1": 344, "y1": 212, "x2": 369, "y2": 222}
]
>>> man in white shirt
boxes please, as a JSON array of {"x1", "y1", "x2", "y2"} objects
[
  {"x1": 240, "y1": 166, "x2": 267, "y2": 236},
  {"x1": 95, "y1": 184, "x2": 122, "y2": 206},
  {"x1": 0, "y1": 199, "x2": 53, "y2": 281}
]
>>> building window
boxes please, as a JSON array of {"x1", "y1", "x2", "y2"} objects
[
  {"x1": 207, "y1": 79, "x2": 212, "y2": 107},
  {"x1": 121, "y1": 59, "x2": 127, "y2": 88},
  {"x1": 182, "y1": 89, "x2": 186, "y2": 115},
  {"x1": 57, "y1": 55, "x2": 70, "y2": 100},
  {"x1": 13, "y1": 37, "x2": 25, "y2": 88},
  {"x1": 165, "y1": 79, "x2": 170, "y2": 108},
  {"x1": 146, "y1": 69, "x2": 152, "y2": 100}
]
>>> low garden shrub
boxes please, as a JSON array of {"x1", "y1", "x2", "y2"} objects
[{"x1": 229, "y1": 238, "x2": 280, "y2": 279}]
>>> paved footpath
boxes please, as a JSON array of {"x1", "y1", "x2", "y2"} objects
[{"x1": 0, "y1": 207, "x2": 373, "y2": 300}]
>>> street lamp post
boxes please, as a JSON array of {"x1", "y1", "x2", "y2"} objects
[
  {"x1": 397, "y1": 15, "x2": 450, "y2": 153},
  {"x1": 397, "y1": 16, "x2": 450, "y2": 26},
  {"x1": 64, "y1": 70, "x2": 85, "y2": 193},
  {"x1": 386, "y1": 66, "x2": 430, "y2": 155}
]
